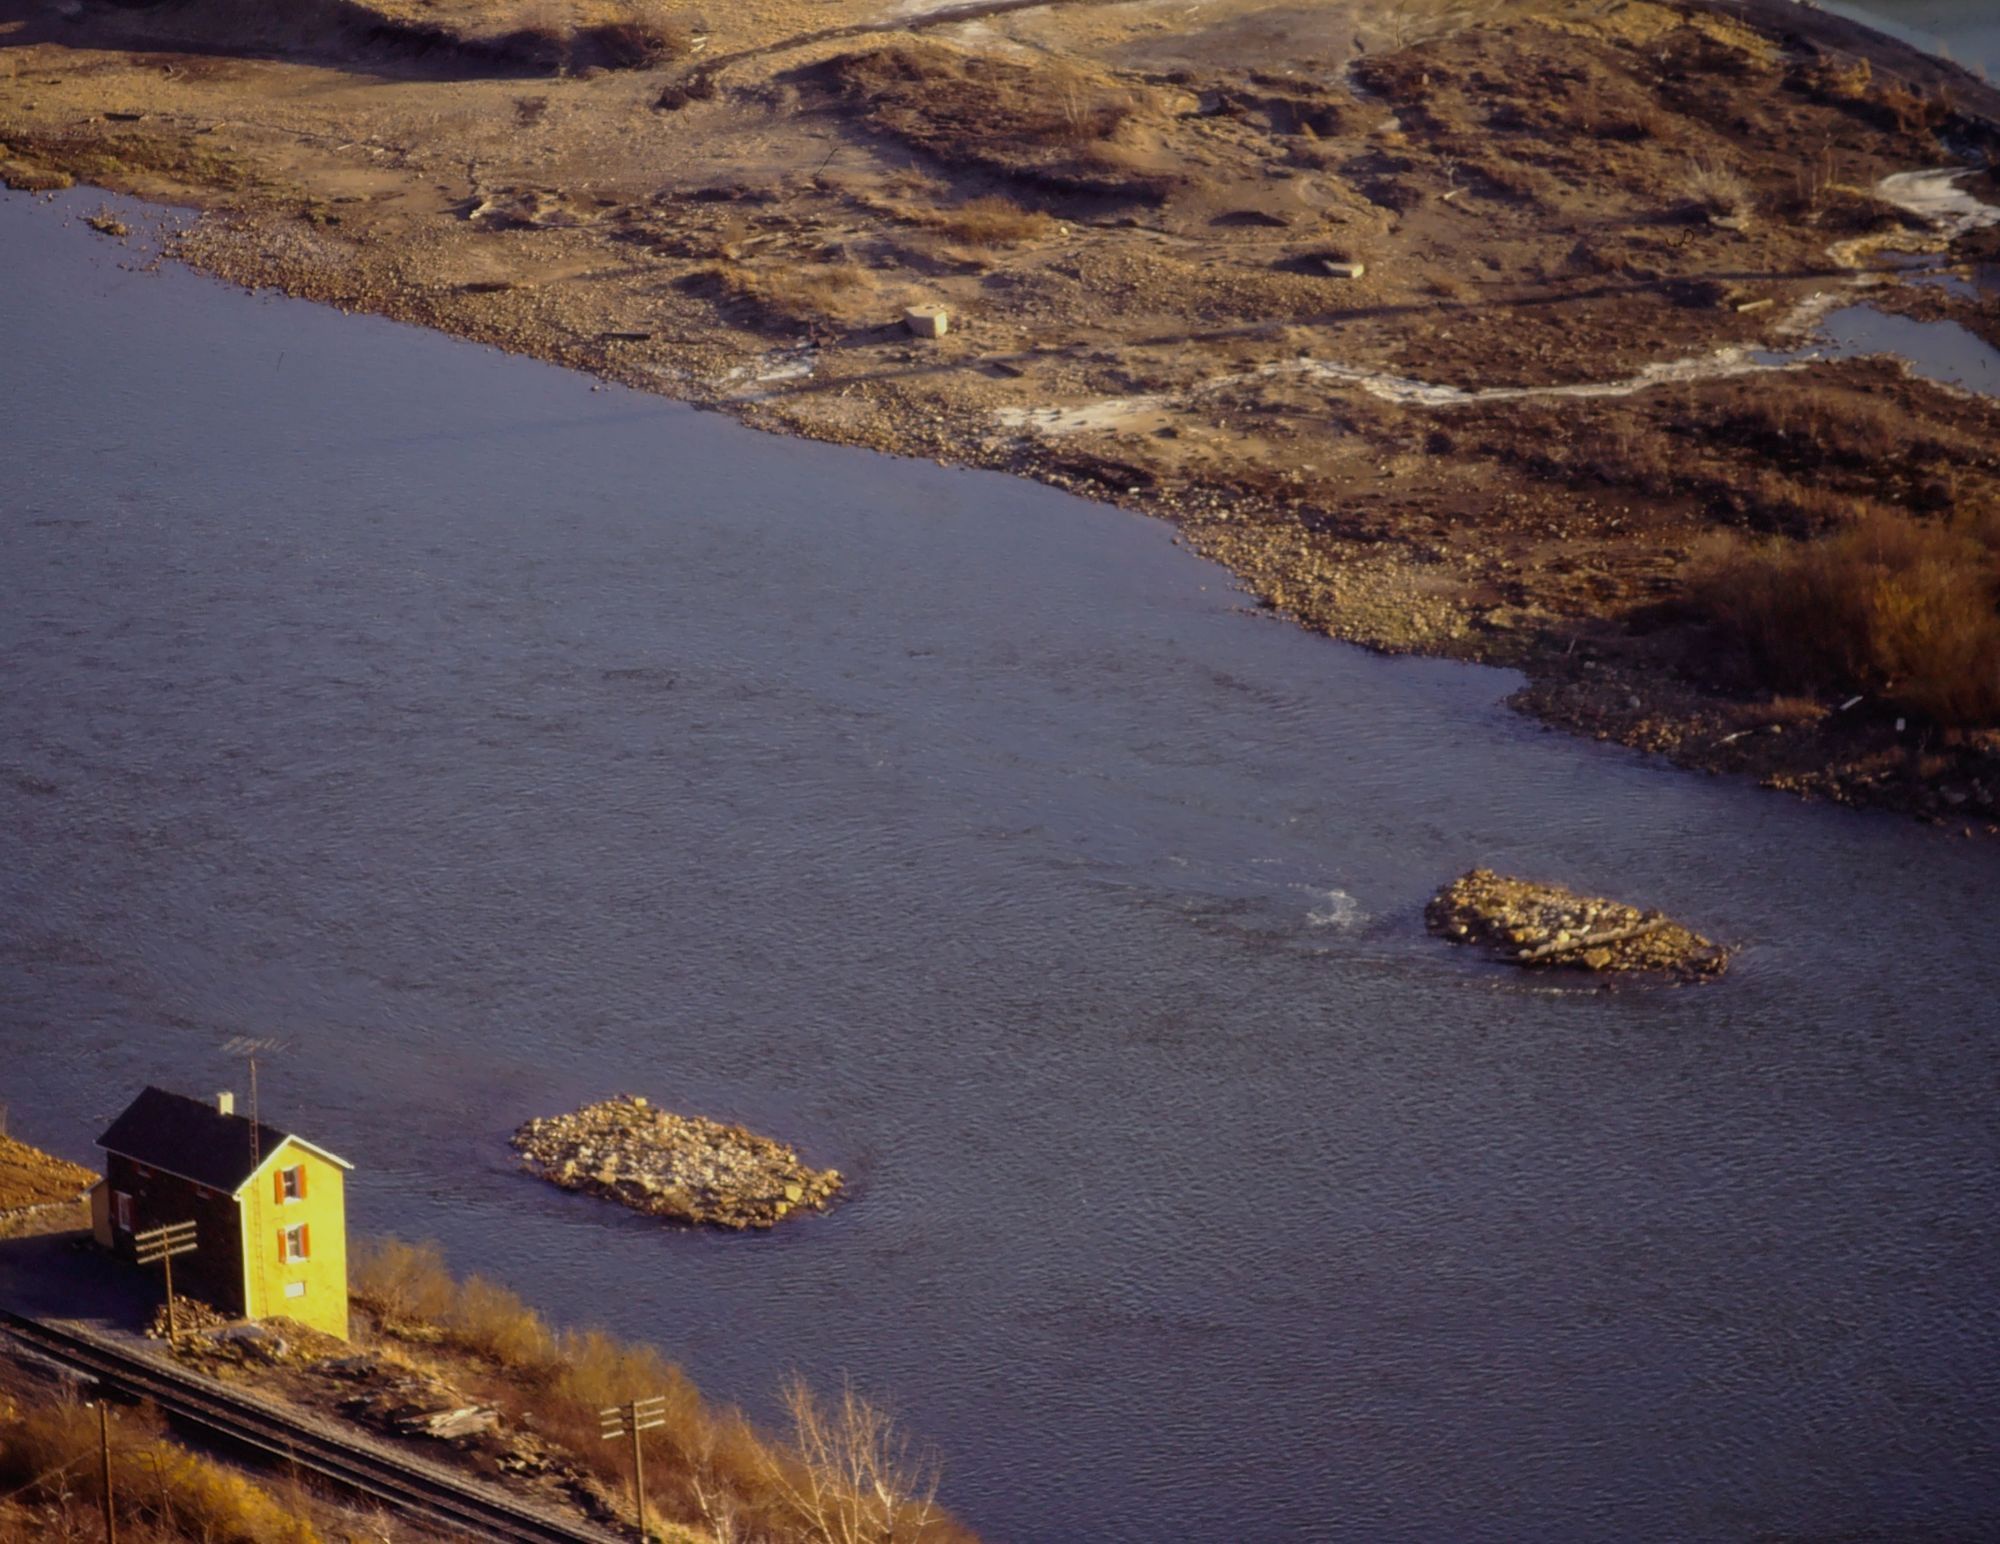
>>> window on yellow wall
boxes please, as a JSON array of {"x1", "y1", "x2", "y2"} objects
[
  {"x1": 277, "y1": 1165, "x2": 306, "y2": 1203},
  {"x1": 280, "y1": 1223, "x2": 310, "y2": 1262}
]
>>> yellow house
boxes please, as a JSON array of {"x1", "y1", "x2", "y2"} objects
[{"x1": 91, "y1": 1086, "x2": 352, "y2": 1340}]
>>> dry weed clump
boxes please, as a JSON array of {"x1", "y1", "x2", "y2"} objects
[
  {"x1": 0, "y1": 1396, "x2": 319, "y2": 1544},
  {"x1": 925, "y1": 196, "x2": 1057, "y2": 247},
  {"x1": 707, "y1": 260, "x2": 875, "y2": 328},
  {"x1": 351, "y1": 1239, "x2": 973, "y2": 1543},
  {"x1": 1713, "y1": 387, "x2": 1959, "y2": 475},
  {"x1": 1798, "y1": 53, "x2": 1875, "y2": 106},
  {"x1": 655, "y1": 69, "x2": 720, "y2": 110},
  {"x1": 1680, "y1": 153, "x2": 1754, "y2": 225},
  {"x1": 575, "y1": 16, "x2": 691, "y2": 70},
  {"x1": 1690, "y1": 506, "x2": 2000, "y2": 725}
]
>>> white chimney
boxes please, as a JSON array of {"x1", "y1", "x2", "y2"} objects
[{"x1": 217, "y1": 1091, "x2": 235, "y2": 1116}]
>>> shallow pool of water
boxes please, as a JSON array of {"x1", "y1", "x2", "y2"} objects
[
  {"x1": 1769, "y1": 302, "x2": 2000, "y2": 396},
  {"x1": 5, "y1": 190, "x2": 2000, "y2": 1542}
]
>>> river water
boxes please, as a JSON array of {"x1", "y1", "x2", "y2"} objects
[
  {"x1": 1822, "y1": 0, "x2": 2000, "y2": 80},
  {"x1": 4, "y1": 117, "x2": 2000, "y2": 1544}
]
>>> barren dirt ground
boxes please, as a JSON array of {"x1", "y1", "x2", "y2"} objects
[
  {"x1": 0, "y1": 1133, "x2": 95, "y2": 1217},
  {"x1": 3, "y1": 0, "x2": 1999, "y2": 828}
]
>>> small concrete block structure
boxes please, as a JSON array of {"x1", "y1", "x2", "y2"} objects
[
  {"x1": 904, "y1": 304, "x2": 950, "y2": 339},
  {"x1": 1320, "y1": 259, "x2": 1367, "y2": 280}
]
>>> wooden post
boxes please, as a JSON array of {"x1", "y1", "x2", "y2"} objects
[
  {"x1": 133, "y1": 1221, "x2": 197, "y2": 1347},
  {"x1": 600, "y1": 1395, "x2": 666, "y2": 1541},
  {"x1": 97, "y1": 1399, "x2": 116, "y2": 1544},
  {"x1": 631, "y1": 1417, "x2": 646, "y2": 1540}
]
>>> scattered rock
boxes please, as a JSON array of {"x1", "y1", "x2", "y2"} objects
[
  {"x1": 85, "y1": 212, "x2": 129, "y2": 238},
  {"x1": 904, "y1": 304, "x2": 950, "y2": 338},
  {"x1": 145, "y1": 1296, "x2": 231, "y2": 1342},
  {"x1": 511, "y1": 1095, "x2": 842, "y2": 1230},
  {"x1": 323, "y1": 1357, "x2": 500, "y2": 1442},
  {"x1": 1425, "y1": 869, "x2": 1727, "y2": 980}
]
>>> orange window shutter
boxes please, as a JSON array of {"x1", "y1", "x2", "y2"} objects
[
  {"x1": 297, "y1": 1166, "x2": 308, "y2": 1200},
  {"x1": 301, "y1": 1223, "x2": 310, "y2": 1259},
  {"x1": 274, "y1": 1170, "x2": 284, "y2": 1204},
  {"x1": 277, "y1": 1227, "x2": 287, "y2": 1261}
]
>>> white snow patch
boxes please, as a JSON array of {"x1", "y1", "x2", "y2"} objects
[
  {"x1": 1874, "y1": 168, "x2": 2000, "y2": 240},
  {"x1": 988, "y1": 166, "x2": 1996, "y2": 439},
  {"x1": 995, "y1": 395, "x2": 1174, "y2": 433},
  {"x1": 721, "y1": 349, "x2": 816, "y2": 400}
]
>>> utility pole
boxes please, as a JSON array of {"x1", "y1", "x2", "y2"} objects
[
  {"x1": 133, "y1": 1221, "x2": 198, "y2": 1345},
  {"x1": 599, "y1": 1395, "x2": 667, "y2": 1541},
  {"x1": 95, "y1": 1396, "x2": 116, "y2": 1544}
]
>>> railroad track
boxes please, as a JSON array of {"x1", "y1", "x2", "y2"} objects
[{"x1": 0, "y1": 1307, "x2": 621, "y2": 1543}]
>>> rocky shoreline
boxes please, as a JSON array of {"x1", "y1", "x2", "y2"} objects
[
  {"x1": 1426, "y1": 869, "x2": 1728, "y2": 980},
  {"x1": 3, "y1": 0, "x2": 1997, "y2": 835},
  {"x1": 511, "y1": 1096, "x2": 842, "y2": 1230}
]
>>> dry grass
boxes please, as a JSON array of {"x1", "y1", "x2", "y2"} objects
[
  {"x1": 1713, "y1": 388, "x2": 1963, "y2": 476},
  {"x1": 655, "y1": 69, "x2": 719, "y2": 110},
  {"x1": 352, "y1": 1239, "x2": 974, "y2": 1543},
  {"x1": 0, "y1": 1396, "x2": 318, "y2": 1543},
  {"x1": 1800, "y1": 54, "x2": 1875, "y2": 105},
  {"x1": 813, "y1": 44, "x2": 1175, "y2": 201},
  {"x1": 707, "y1": 260, "x2": 876, "y2": 328},
  {"x1": 922, "y1": 196, "x2": 1057, "y2": 247},
  {"x1": 1690, "y1": 506, "x2": 2000, "y2": 724},
  {"x1": 1680, "y1": 153, "x2": 1754, "y2": 224},
  {"x1": 574, "y1": 15, "x2": 690, "y2": 70}
]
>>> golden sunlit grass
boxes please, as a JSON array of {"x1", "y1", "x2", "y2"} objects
[{"x1": 352, "y1": 1238, "x2": 973, "y2": 1543}]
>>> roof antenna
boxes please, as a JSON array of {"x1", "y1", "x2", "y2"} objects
[{"x1": 221, "y1": 1035, "x2": 285, "y2": 1320}]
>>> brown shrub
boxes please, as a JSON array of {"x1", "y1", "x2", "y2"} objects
[
  {"x1": 351, "y1": 1238, "x2": 975, "y2": 1543},
  {"x1": 711, "y1": 260, "x2": 874, "y2": 327},
  {"x1": 1463, "y1": 157, "x2": 1549, "y2": 207},
  {"x1": 575, "y1": 18, "x2": 689, "y2": 70},
  {"x1": 1689, "y1": 507, "x2": 2000, "y2": 724},
  {"x1": 1874, "y1": 80, "x2": 1950, "y2": 136},
  {"x1": 1740, "y1": 469, "x2": 1861, "y2": 536},
  {"x1": 813, "y1": 44, "x2": 1175, "y2": 201},
  {"x1": 924, "y1": 195, "x2": 1055, "y2": 246},
  {"x1": 1680, "y1": 153, "x2": 1753, "y2": 224},
  {"x1": 451, "y1": 1274, "x2": 557, "y2": 1364},
  {"x1": 0, "y1": 1397, "x2": 318, "y2": 1543},
  {"x1": 655, "y1": 69, "x2": 719, "y2": 110},
  {"x1": 491, "y1": 23, "x2": 569, "y2": 73},
  {"x1": 1718, "y1": 387, "x2": 1882, "y2": 458},
  {"x1": 1799, "y1": 54, "x2": 1873, "y2": 105},
  {"x1": 352, "y1": 1236, "x2": 453, "y2": 1323},
  {"x1": 1760, "y1": 694, "x2": 1831, "y2": 727}
]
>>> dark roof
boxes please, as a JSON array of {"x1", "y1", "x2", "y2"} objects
[{"x1": 97, "y1": 1086, "x2": 292, "y2": 1194}]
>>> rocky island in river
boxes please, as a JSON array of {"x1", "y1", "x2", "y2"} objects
[
  {"x1": 1427, "y1": 868, "x2": 1729, "y2": 979},
  {"x1": 512, "y1": 1095, "x2": 842, "y2": 1229}
]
